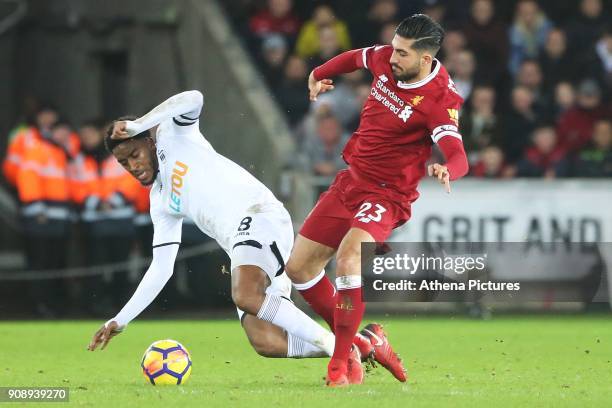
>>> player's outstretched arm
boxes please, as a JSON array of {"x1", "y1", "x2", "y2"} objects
[
  {"x1": 309, "y1": 48, "x2": 368, "y2": 100},
  {"x1": 428, "y1": 136, "x2": 469, "y2": 193},
  {"x1": 111, "y1": 90, "x2": 204, "y2": 139},
  {"x1": 87, "y1": 244, "x2": 179, "y2": 351}
]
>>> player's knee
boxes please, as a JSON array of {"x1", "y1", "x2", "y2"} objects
[
  {"x1": 231, "y1": 288, "x2": 264, "y2": 315},
  {"x1": 335, "y1": 252, "x2": 361, "y2": 276},
  {"x1": 284, "y1": 260, "x2": 302, "y2": 282}
]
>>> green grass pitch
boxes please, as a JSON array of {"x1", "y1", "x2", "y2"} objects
[{"x1": 1, "y1": 315, "x2": 611, "y2": 407}]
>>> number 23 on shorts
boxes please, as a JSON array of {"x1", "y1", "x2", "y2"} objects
[{"x1": 354, "y1": 202, "x2": 387, "y2": 223}]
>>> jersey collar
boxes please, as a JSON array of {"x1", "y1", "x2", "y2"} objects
[{"x1": 396, "y1": 59, "x2": 441, "y2": 90}]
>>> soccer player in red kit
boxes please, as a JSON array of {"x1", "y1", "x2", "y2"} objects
[{"x1": 285, "y1": 14, "x2": 469, "y2": 386}]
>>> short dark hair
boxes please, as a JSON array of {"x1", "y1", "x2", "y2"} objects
[
  {"x1": 395, "y1": 14, "x2": 445, "y2": 53},
  {"x1": 104, "y1": 115, "x2": 150, "y2": 153}
]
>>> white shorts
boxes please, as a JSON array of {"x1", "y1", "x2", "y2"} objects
[{"x1": 229, "y1": 205, "x2": 294, "y2": 321}]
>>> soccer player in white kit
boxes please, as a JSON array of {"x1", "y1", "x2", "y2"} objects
[{"x1": 87, "y1": 90, "x2": 350, "y2": 362}]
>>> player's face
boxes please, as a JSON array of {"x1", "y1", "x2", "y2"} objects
[
  {"x1": 389, "y1": 35, "x2": 424, "y2": 82},
  {"x1": 113, "y1": 137, "x2": 159, "y2": 186}
]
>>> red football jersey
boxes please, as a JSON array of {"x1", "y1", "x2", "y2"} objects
[{"x1": 343, "y1": 45, "x2": 464, "y2": 199}]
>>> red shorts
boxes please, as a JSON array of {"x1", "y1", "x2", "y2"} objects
[{"x1": 299, "y1": 170, "x2": 415, "y2": 248}]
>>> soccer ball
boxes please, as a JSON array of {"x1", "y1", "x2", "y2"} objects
[{"x1": 141, "y1": 339, "x2": 192, "y2": 385}]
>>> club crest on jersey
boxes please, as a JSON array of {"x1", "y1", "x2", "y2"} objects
[
  {"x1": 410, "y1": 95, "x2": 424, "y2": 106},
  {"x1": 169, "y1": 160, "x2": 189, "y2": 213}
]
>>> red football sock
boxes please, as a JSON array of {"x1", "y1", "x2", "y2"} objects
[
  {"x1": 329, "y1": 284, "x2": 365, "y2": 374},
  {"x1": 295, "y1": 272, "x2": 336, "y2": 330}
]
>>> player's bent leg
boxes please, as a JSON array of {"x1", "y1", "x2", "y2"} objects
[
  {"x1": 285, "y1": 234, "x2": 335, "y2": 284},
  {"x1": 241, "y1": 314, "x2": 288, "y2": 357},
  {"x1": 286, "y1": 234, "x2": 338, "y2": 329},
  {"x1": 328, "y1": 228, "x2": 373, "y2": 385},
  {"x1": 241, "y1": 314, "x2": 329, "y2": 358},
  {"x1": 232, "y1": 264, "x2": 335, "y2": 357}
]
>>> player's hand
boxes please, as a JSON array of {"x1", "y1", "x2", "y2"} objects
[
  {"x1": 428, "y1": 163, "x2": 451, "y2": 193},
  {"x1": 111, "y1": 121, "x2": 129, "y2": 140},
  {"x1": 308, "y1": 71, "x2": 334, "y2": 101},
  {"x1": 88, "y1": 321, "x2": 123, "y2": 351}
]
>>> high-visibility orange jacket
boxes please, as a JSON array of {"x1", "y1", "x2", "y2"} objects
[
  {"x1": 3, "y1": 127, "x2": 40, "y2": 187},
  {"x1": 16, "y1": 135, "x2": 72, "y2": 221}
]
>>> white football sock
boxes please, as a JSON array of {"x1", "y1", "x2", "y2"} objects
[
  {"x1": 257, "y1": 294, "x2": 334, "y2": 357},
  {"x1": 287, "y1": 333, "x2": 329, "y2": 358}
]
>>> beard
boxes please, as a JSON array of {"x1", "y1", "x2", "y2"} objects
[
  {"x1": 139, "y1": 149, "x2": 160, "y2": 186},
  {"x1": 391, "y1": 62, "x2": 421, "y2": 82},
  {"x1": 139, "y1": 172, "x2": 158, "y2": 186}
]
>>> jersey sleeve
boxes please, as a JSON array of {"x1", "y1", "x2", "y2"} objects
[
  {"x1": 151, "y1": 207, "x2": 183, "y2": 247},
  {"x1": 125, "y1": 90, "x2": 204, "y2": 136},
  {"x1": 360, "y1": 45, "x2": 389, "y2": 74},
  {"x1": 312, "y1": 45, "x2": 389, "y2": 80}
]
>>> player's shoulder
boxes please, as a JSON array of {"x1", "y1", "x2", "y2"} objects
[
  {"x1": 362, "y1": 45, "x2": 393, "y2": 71},
  {"x1": 429, "y1": 61, "x2": 464, "y2": 106}
]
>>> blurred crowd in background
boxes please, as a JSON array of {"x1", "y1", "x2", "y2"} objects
[{"x1": 226, "y1": 0, "x2": 611, "y2": 179}]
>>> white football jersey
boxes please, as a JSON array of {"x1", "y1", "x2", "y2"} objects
[{"x1": 149, "y1": 115, "x2": 282, "y2": 254}]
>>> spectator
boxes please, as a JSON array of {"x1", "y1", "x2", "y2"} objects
[
  {"x1": 550, "y1": 81, "x2": 576, "y2": 120},
  {"x1": 556, "y1": 79, "x2": 611, "y2": 153},
  {"x1": 438, "y1": 28, "x2": 467, "y2": 62},
  {"x1": 3, "y1": 105, "x2": 59, "y2": 188},
  {"x1": 516, "y1": 59, "x2": 543, "y2": 94},
  {"x1": 17, "y1": 119, "x2": 74, "y2": 316},
  {"x1": 351, "y1": 0, "x2": 399, "y2": 47},
  {"x1": 295, "y1": 5, "x2": 350, "y2": 59},
  {"x1": 461, "y1": 0, "x2": 509, "y2": 83},
  {"x1": 538, "y1": 29, "x2": 575, "y2": 92},
  {"x1": 275, "y1": 55, "x2": 310, "y2": 126},
  {"x1": 259, "y1": 34, "x2": 288, "y2": 86},
  {"x1": 460, "y1": 85, "x2": 500, "y2": 157},
  {"x1": 470, "y1": 145, "x2": 508, "y2": 178},
  {"x1": 249, "y1": 0, "x2": 301, "y2": 39},
  {"x1": 305, "y1": 25, "x2": 344, "y2": 70},
  {"x1": 448, "y1": 49, "x2": 476, "y2": 100},
  {"x1": 508, "y1": 0, "x2": 552, "y2": 75},
  {"x1": 573, "y1": 119, "x2": 612, "y2": 177},
  {"x1": 301, "y1": 111, "x2": 349, "y2": 177},
  {"x1": 423, "y1": 0, "x2": 447, "y2": 25},
  {"x1": 517, "y1": 125, "x2": 568, "y2": 178},
  {"x1": 379, "y1": 21, "x2": 398, "y2": 45},
  {"x1": 565, "y1": 0, "x2": 608, "y2": 58},
  {"x1": 502, "y1": 86, "x2": 538, "y2": 163}
]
